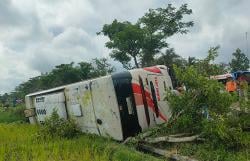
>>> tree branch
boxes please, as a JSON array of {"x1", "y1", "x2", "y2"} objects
[
  {"x1": 139, "y1": 144, "x2": 199, "y2": 161},
  {"x1": 145, "y1": 134, "x2": 201, "y2": 143}
]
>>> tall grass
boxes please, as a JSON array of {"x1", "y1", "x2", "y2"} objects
[
  {"x1": 0, "y1": 106, "x2": 27, "y2": 123},
  {"x1": 0, "y1": 124, "x2": 162, "y2": 161}
]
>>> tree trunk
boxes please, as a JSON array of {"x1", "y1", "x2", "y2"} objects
[{"x1": 133, "y1": 56, "x2": 139, "y2": 68}]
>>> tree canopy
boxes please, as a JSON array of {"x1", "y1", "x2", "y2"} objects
[
  {"x1": 99, "y1": 20, "x2": 144, "y2": 69},
  {"x1": 139, "y1": 4, "x2": 193, "y2": 66},
  {"x1": 0, "y1": 58, "x2": 114, "y2": 106},
  {"x1": 99, "y1": 4, "x2": 193, "y2": 69},
  {"x1": 230, "y1": 48, "x2": 250, "y2": 72},
  {"x1": 194, "y1": 46, "x2": 226, "y2": 76}
]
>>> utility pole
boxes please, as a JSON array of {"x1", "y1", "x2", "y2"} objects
[{"x1": 246, "y1": 32, "x2": 249, "y2": 59}]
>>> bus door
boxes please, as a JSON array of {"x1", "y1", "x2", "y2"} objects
[{"x1": 147, "y1": 74, "x2": 168, "y2": 124}]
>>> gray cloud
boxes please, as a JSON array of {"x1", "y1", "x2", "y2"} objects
[
  {"x1": 0, "y1": 0, "x2": 250, "y2": 94},
  {"x1": 0, "y1": 0, "x2": 24, "y2": 26},
  {"x1": 168, "y1": 0, "x2": 250, "y2": 62}
]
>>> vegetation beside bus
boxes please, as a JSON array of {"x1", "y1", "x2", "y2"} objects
[
  {"x1": 0, "y1": 123, "x2": 162, "y2": 161},
  {"x1": 0, "y1": 105, "x2": 27, "y2": 123},
  {"x1": 136, "y1": 63, "x2": 250, "y2": 161},
  {"x1": 0, "y1": 2, "x2": 249, "y2": 160}
]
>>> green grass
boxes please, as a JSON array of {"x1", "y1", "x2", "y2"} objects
[
  {"x1": 0, "y1": 123, "x2": 162, "y2": 161},
  {"x1": 186, "y1": 144, "x2": 249, "y2": 161},
  {"x1": 1, "y1": 106, "x2": 249, "y2": 161},
  {"x1": 155, "y1": 139, "x2": 250, "y2": 161},
  {"x1": 0, "y1": 106, "x2": 27, "y2": 123},
  {"x1": 178, "y1": 142, "x2": 250, "y2": 161}
]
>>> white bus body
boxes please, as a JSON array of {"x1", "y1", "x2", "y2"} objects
[{"x1": 25, "y1": 65, "x2": 173, "y2": 140}]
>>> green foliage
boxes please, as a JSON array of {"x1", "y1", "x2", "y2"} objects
[
  {"x1": 37, "y1": 110, "x2": 80, "y2": 139},
  {"x1": 165, "y1": 65, "x2": 249, "y2": 150},
  {"x1": 230, "y1": 48, "x2": 250, "y2": 72},
  {"x1": 1, "y1": 57, "x2": 114, "y2": 105},
  {"x1": 172, "y1": 65, "x2": 234, "y2": 114},
  {"x1": 156, "y1": 63, "x2": 250, "y2": 160},
  {"x1": 0, "y1": 105, "x2": 27, "y2": 123},
  {"x1": 91, "y1": 58, "x2": 115, "y2": 76},
  {"x1": 187, "y1": 56, "x2": 196, "y2": 66},
  {"x1": 99, "y1": 20, "x2": 144, "y2": 69},
  {"x1": 145, "y1": 50, "x2": 250, "y2": 160},
  {"x1": 139, "y1": 4, "x2": 193, "y2": 66},
  {"x1": 194, "y1": 46, "x2": 227, "y2": 76},
  {"x1": 156, "y1": 48, "x2": 187, "y2": 68},
  {"x1": 156, "y1": 48, "x2": 188, "y2": 87},
  {"x1": 99, "y1": 4, "x2": 193, "y2": 68},
  {"x1": 177, "y1": 143, "x2": 249, "y2": 161},
  {"x1": 202, "y1": 114, "x2": 248, "y2": 148},
  {"x1": 0, "y1": 124, "x2": 162, "y2": 161}
]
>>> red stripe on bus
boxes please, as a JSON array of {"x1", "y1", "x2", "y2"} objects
[
  {"x1": 132, "y1": 83, "x2": 167, "y2": 121},
  {"x1": 143, "y1": 66, "x2": 162, "y2": 74},
  {"x1": 132, "y1": 83, "x2": 142, "y2": 94}
]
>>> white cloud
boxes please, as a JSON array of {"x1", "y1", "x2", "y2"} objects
[
  {"x1": 0, "y1": 44, "x2": 39, "y2": 93},
  {"x1": 0, "y1": 0, "x2": 250, "y2": 93},
  {"x1": 168, "y1": 0, "x2": 250, "y2": 62}
]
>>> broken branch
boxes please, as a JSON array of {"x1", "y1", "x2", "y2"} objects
[
  {"x1": 139, "y1": 144, "x2": 198, "y2": 161},
  {"x1": 145, "y1": 134, "x2": 201, "y2": 143}
]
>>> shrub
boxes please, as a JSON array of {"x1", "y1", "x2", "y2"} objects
[
  {"x1": 201, "y1": 114, "x2": 247, "y2": 149},
  {"x1": 38, "y1": 109, "x2": 81, "y2": 139},
  {"x1": 166, "y1": 66, "x2": 235, "y2": 132},
  {"x1": 165, "y1": 65, "x2": 249, "y2": 149}
]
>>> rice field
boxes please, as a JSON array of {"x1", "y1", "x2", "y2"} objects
[{"x1": 0, "y1": 123, "x2": 162, "y2": 161}]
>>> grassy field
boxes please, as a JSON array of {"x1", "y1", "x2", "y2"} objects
[
  {"x1": 0, "y1": 106, "x2": 162, "y2": 161},
  {"x1": 0, "y1": 106, "x2": 249, "y2": 161},
  {"x1": 0, "y1": 123, "x2": 162, "y2": 161},
  {"x1": 155, "y1": 141, "x2": 250, "y2": 161},
  {"x1": 1, "y1": 123, "x2": 248, "y2": 161},
  {"x1": 0, "y1": 106, "x2": 27, "y2": 123}
]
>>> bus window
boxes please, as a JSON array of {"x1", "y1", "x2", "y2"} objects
[
  {"x1": 139, "y1": 76, "x2": 150, "y2": 126},
  {"x1": 150, "y1": 81, "x2": 159, "y2": 118}
]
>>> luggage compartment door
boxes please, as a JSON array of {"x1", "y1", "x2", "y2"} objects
[{"x1": 34, "y1": 92, "x2": 67, "y2": 123}]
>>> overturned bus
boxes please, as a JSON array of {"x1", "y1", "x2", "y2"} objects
[{"x1": 25, "y1": 65, "x2": 173, "y2": 140}]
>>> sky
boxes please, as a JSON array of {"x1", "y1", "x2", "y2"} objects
[{"x1": 0, "y1": 0, "x2": 249, "y2": 94}]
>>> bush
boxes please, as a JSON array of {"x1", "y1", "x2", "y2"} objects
[
  {"x1": 164, "y1": 66, "x2": 249, "y2": 149},
  {"x1": 166, "y1": 66, "x2": 235, "y2": 131},
  {"x1": 201, "y1": 114, "x2": 248, "y2": 149},
  {"x1": 38, "y1": 109, "x2": 81, "y2": 139}
]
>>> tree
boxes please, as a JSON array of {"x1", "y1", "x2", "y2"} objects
[
  {"x1": 99, "y1": 4, "x2": 193, "y2": 68},
  {"x1": 164, "y1": 65, "x2": 246, "y2": 150},
  {"x1": 99, "y1": 20, "x2": 144, "y2": 69},
  {"x1": 139, "y1": 4, "x2": 193, "y2": 66},
  {"x1": 230, "y1": 48, "x2": 250, "y2": 71},
  {"x1": 50, "y1": 62, "x2": 81, "y2": 87},
  {"x1": 156, "y1": 48, "x2": 187, "y2": 88},
  {"x1": 8, "y1": 58, "x2": 115, "y2": 102},
  {"x1": 77, "y1": 62, "x2": 95, "y2": 79},
  {"x1": 91, "y1": 58, "x2": 115, "y2": 76},
  {"x1": 187, "y1": 56, "x2": 196, "y2": 66},
  {"x1": 0, "y1": 93, "x2": 10, "y2": 106},
  {"x1": 195, "y1": 46, "x2": 226, "y2": 76},
  {"x1": 156, "y1": 48, "x2": 187, "y2": 68}
]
